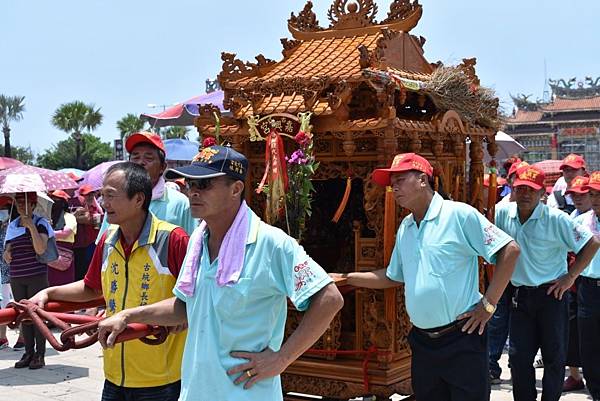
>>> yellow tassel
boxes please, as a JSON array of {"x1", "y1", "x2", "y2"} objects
[{"x1": 332, "y1": 177, "x2": 352, "y2": 223}]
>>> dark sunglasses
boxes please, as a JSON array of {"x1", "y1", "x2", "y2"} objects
[{"x1": 185, "y1": 178, "x2": 214, "y2": 191}]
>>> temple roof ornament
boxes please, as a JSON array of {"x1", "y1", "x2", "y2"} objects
[
  {"x1": 549, "y1": 77, "x2": 600, "y2": 99},
  {"x1": 288, "y1": 0, "x2": 422, "y2": 40}
]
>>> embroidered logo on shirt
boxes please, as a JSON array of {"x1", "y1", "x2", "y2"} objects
[
  {"x1": 483, "y1": 224, "x2": 502, "y2": 246},
  {"x1": 573, "y1": 225, "x2": 584, "y2": 243},
  {"x1": 293, "y1": 261, "x2": 314, "y2": 292}
]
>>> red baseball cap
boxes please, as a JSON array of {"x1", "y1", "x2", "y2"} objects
[
  {"x1": 583, "y1": 171, "x2": 600, "y2": 191},
  {"x1": 125, "y1": 131, "x2": 165, "y2": 153},
  {"x1": 565, "y1": 176, "x2": 590, "y2": 195},
  {"x1": 51, "y1": 190, "x2": 71, "y2": 201},
  {"x1": 372, "y1": 153, "x2": 433, "y2": 186},
  {"x1": 513, "y1": 166, "x2": 545, "y2": 190},
  {"x1": 79, "y1": 184, "x2": 95, "y2": 196},
  {"x1": 508, "y1": 161, "x2": 529, "y2": 178},
  {"x1": 560, "y1": 153, "x2": 586, "y2": 170}
]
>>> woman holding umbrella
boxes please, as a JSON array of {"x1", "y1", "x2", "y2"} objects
[
  {"x1": 47, "y1": 190, "x2": 77, "y2": 287},
  {"x1": 2, "y1": 192, "x2": 55, "y2": 369}
]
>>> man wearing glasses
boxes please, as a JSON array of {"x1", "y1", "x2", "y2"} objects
[{"x1": 97, "y1": 145, "x2": 344, "y2": 401}]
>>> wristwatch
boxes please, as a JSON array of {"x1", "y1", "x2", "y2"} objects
[{"x1": 481, "y1": 296, "x2": 497, "y2": 314}]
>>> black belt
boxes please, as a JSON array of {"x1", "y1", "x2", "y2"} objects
[
  {"x1": 580, "y1": 276, "x2": 600, "y2": 286},
  {"x1": 515, "y1": 282, "x2": 553, "y2": 291},
  {"x1": 414, "y1": 319, "x2": 467, "y2": 339}
]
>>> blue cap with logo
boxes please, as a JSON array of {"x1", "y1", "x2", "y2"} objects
[{"x1": 165, "y1": 145, "x2": 248, "y2": 181}]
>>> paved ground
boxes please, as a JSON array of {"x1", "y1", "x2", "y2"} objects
[{"x1": 0, "y1": 327, "x2": 592, "y2": 400}]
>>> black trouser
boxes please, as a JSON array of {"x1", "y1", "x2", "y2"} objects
[
  {"x1": 408, "y1": 323, "x2": 490, "y2": 401},
  {"x1": 10, "y1": 273, "x2": 48, "y2": 356},
  {"x1": 101, "y1": 380, "x2": 181, "y2": 401},
  {"x1": 578, "y1": 276, "x2": 600, "y2": 399},
  {"x1": 73, "y1": 246, "x2": 92, "y2": 281},
  {"x1": 566, "y1": 287, "x2": 581, "y2": 366},
  {"x1": 509, "y1": 285, "x2": 569, "y2": 401}
]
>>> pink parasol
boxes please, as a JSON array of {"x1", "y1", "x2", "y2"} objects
[
  {"x1": 78, "y1": 160, "x2": 123, "y2": 191},
  {"x1": 0, "y1": 157, "x2": 23, "y2": 170},
  {"x1": 0, "y1": 165, "x2": 79, "y2": 194}
]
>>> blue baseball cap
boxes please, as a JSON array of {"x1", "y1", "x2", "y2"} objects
[{"x1": 165, "y1": 145, "x2": 248, "y2": 181}]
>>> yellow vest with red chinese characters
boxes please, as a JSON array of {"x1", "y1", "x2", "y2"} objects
[{"x1": 100, "y1": 213, "x2": 185, "y2": 388}]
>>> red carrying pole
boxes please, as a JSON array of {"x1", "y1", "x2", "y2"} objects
[{"x1": 0, "y1": 298, "x2": 105, "y2": 325}]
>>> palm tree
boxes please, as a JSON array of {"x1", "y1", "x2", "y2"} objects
[
  {"x1": 51, "y1": 101, "x2": 103, "y2": 169},
  {"x1": 0, "y1": 95, "x2": 26, "y2": 158},
  {"x1": 116, "y1": 113, "x2": 146, "y2": 139},
  {"x1": 162, "y1": 126, "x2": 189, "y2": 139}
]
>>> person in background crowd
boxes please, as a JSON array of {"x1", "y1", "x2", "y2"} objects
[
  {"x1": 575, "y1": 171, "x2": 600, "y2": 401},
  {"x1": 562, "y1": 176, "x2": 592, "y2": 392},
  {"x1": 498, "y1": 161, "x2": 529, "y2": 205},
  {"x1": 0, "y1": 199, "x2": 13, "y2": 349},
  {"x1": 96, "y1": 132, "x2": 196, "y2": 238},
  {"x1": 547, "y1": 153, "x2": 587, "y2": 213},
  {"x1": 488, "y1": 159, "x2": 528, "y2": 384},
  {"x1": 47, "y1": 190, "x2": 77, "y2": 287},
  {"x1": 71, "y1": 184, "x2": 103, "y2": 281},
  {"x1": 495, "y1": 165, "x2": 600, "y2": 401},
  {"x1": 3, "y1": 192, "x2": 55, "y2": 369}
]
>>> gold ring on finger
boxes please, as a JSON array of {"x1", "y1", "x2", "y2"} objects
[{"x1": 246, "y1": 370, "x2": 253, "y2": 378}]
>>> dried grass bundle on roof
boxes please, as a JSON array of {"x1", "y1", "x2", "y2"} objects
[{"x1": 425, "y1": 66, "x2": 501, "y2": 130}]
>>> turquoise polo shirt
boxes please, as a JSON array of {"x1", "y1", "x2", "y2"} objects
[
  {"x1": 495, "y1": 202, "x2": 593, "y2": 287},
  {"x1": 97, "y1": 186, "x2": 197, "y2": 242},
  {"x1": 173, "y1": 210, "x2": 332, "y2": 401},
  {"x1": 386, "y1": 193, "x2": 513, "y2": 330},
  {"x1": 575, "y1": 211, "x2": 600, "y2": 279}
]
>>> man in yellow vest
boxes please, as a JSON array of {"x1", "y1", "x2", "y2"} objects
[{"x1": 31, "y1": 162, "x2": 189, "y2": 401}]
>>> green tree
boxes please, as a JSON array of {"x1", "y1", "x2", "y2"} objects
[
  {"x1": 162, "y1": 126, "x2": 189, "y2": 139},
  {"x1": 0, "y1": 95, "x2": 26, "y2": 158},
  {"x1": 116, "y1": 113, "x2": 146, "y2": 139},
  {"x1": 37, "y1": 134, "x2": 112, "y2": 170},
  {"x1": 0, "y1": 144, "x2": 34, "y2": 165},
  {"x1": 51, "y1": 101, "x2": 103, "y2": 169}
]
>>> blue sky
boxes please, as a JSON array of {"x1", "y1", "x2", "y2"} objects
[{"x1": 2, "y1": 0, "x2": 599, "y2": 157}]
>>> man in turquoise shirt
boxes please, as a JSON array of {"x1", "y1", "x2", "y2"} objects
[
  {"x1": 494, "y1": 165, "x2": 600, "y2": 401},
  {"x1": 96, "y1": 132, "x2": 196, "y2": 238},
  {"x1": 334, "y1": 153, "x2": 520, "y2": 401},
  {"x1": 97, "y1": 145, "x2": 344, "y2": 401},
  {"x1": 575, "y1": 171, "x2": 600, "y2": 401}
]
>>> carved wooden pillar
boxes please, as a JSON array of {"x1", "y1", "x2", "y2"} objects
[
  {"x1": 469, "y1": 136, "x2": 485, "y2": 212},
  {"x1": 407, "y1": 131, "x2": 422, "y2": 153},
  {"x1": 453, "y1": 137, "x2": 466, "y2": 202},
  {"x1": 342, "y1": 132, "x2": 356, "y2": 157}
]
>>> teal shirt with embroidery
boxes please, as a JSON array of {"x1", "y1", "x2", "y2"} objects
[
  {"x1": 575, "y1": 210, "x2": 600, "y2": 279},
  {"x1": 173, "y1": 211, "x2": 332, "y2": 401},
  {"x1": 386, "y1": 193, "x2": 513, "y2": 329},
  {"x1": 495, "y1": 202, "x2": 593, "y2": 287}
]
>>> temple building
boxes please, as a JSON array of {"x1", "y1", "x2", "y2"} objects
[{"x1": 505, "y1": 77, "x2": 600, "y2": 170}]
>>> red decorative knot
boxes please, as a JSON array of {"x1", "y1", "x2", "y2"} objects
[
  {"x1": 202, "y1": 137, "x2": 216, "y2": 148},
  {"x1": 488, "y1": 160, "x2": 497, "y2": 168}
]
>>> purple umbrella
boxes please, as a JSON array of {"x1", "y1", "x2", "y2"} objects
[
  {"x1": 0, "y1": 165, "x2": 79, "y2": 194},
  {"x1": 79, "y1": 161, "x2": 123, "y2": 191},
  {"x1": 140, "y1": 91, "x2": 225, "y2": 128}
]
